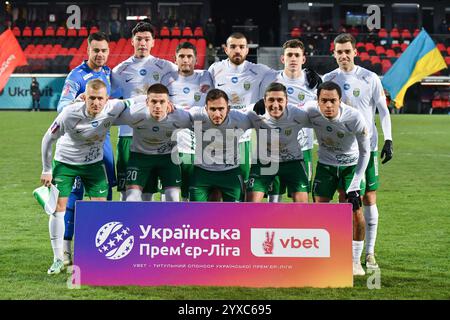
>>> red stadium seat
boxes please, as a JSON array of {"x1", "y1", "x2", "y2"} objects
[
  {"x1": 290, "y1": 27, "x2": 301, "y2": 38},
  {"x1": 22, "y1": 26, "x2": 32, "y2": 37},
  {"x1": 381, "y1": 59, "x2": 392, "y2": 74},
  {"x1": 447, "y1": 47, "x2": 450, "y2": 56},
  {"x1": 413, "y1": 28, "x2": 420, "y2": 38},
  {"x1": 56, "y1": 26, "x2": 66, "y2": 37},
  {"x1": 12, "y1": 26, "x2": 21, "y2": 37},
  {"x1": 445, "y1": 56, "x2": 450, "y2": 66},
  {"x1": 400, "y1": 43, "x2": 408, "y2": 52},
  {"x1": 437, "y1": 43, "x2": 446, "y2": 52},
  {"x1": 390, "y1": 28, "x2": 400, "y2": 39},
  {"x1": 89, "y1": 26, "x2": 99, "y2": 34},
  {"x1": 365, "y1": 42, "x2": 375, "y2": 52},
  {"x1": 359, "y1": 52, "x2": 370, "y2": 61},
  {"x1": 378, "y1": 28, "x2": 388, "y2": 38},
  {"x1": 44, "y1": 26, "x2": 55, "y2": 36},
  {"x1": 78, "y1": 27, "x2": 88, "y2": 37},
  {"x1": 33, "y1": 26, "x2": 43, "y2": 37},
  {"x1": 370, "y1": 56, "x2": 381, "y2": 64},
  {"x1": 182, "y1": 27, "x2": 193, "y2": 37},
  {"x1": 386, "y1": 49, "x2": 395, "y2": 57},
  {"x1": 159, "y1": 26, "x2": 170, "y2": 37},
  {"x1": 67, "y1": 28, "x2": 77, "y2": 37},
  {"x1": 375, "y1": 46, "x2": 385, "y2": 55},
  {"x1": 194, "y1": 27, "x2": 204, "y2": 38},
  {"x1": 171, "y1": 26, "x2": 181, "y2": 37},
  {"x1": 401, "y1": 29, "x2": 412, "y2": 40}
]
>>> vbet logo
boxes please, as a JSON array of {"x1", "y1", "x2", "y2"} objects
[
  {"x1": 95, "y1": 222, "x2": 134, "y2": 260},
  {"x1": 251, "y1": 228, "x2": 330, "y2": 258}
]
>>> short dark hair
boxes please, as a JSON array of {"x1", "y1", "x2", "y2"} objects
[
  {"x1": 206, "y1": 89, "x2": 229, "y2": 104},
  {"x1": 88, "y1": 31, "x2": 109, "y2": 45},
  {"x1": 132, "y1": 22, "x2": 155, "y2": 37},
  {"x1": 226, "y1": 32, "x2": 247, "y2": 45},
  {"x1": 334, "y1": 33, "x2": 356, "y2": 49},
  {"x1": 264, "y1": 82, "x2": 287, "y2": 98},
  {"x1": 282, "y1": 39, "x2": 305, "y2": 55},
  {"x1": 147, "y1": 83, "x2": 169, "y2": 95},
  {"x1": 176, "y1": 41, "x2": 197, "y2": 56},
  {"x1": 317, "y1": 81, "x2": 342, "y2": 99}
]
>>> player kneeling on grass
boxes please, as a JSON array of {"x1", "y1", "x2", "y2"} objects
[
  {"x1": 246, "y1": 82, "x2": 311, "y2": 203},
  {"x1": 40, "y1": 79, "x2": 131, "y2": 275},
  {"x1": 307, "y1": 81, "x2": 370, "y2": 276},
  {"x1": 114, "y1": 84, "x2": 192, "y2": 202}
]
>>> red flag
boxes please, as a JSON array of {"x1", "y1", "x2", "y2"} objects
[{"x1": 0, "y1": 29, "x2": 27, "y2": 91}]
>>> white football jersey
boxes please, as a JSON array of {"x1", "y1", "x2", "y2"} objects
[
  {"x1": 323, "y1": 66, "x2": 392, "y2": 151},
  {"x1": 208, "y1": 59, "x2": 274, "y2": 142},
  {"x1": 248, "y1": 104, "x2": 310, "y2": 162},
  {"x1": 115, "y1": 100, "x2": 192, "y2": 155},
  {"x1": 189, "y1": 107, "x2": 253, "y2": 171},
  {"x1": 260, "y1": 70, "x2": 317, "y2": 150},
  {"x1": 161, "y1": 70, "x2": 213, "y2": 154},
  {"x1": 304, "y1": 101, "x2": 370, "y2": 192},
  {"x1": 111, "y1": 55, "x2": 178, "y2": 137},
  {"x1": 42, "y1": 99, "x2": 129, "y2": 173}
]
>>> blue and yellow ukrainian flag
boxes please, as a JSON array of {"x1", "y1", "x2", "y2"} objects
[{"x1": 382, "y1": 28, "x2": 447, "y2": 108}]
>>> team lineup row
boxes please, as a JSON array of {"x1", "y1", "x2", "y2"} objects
[{"x1": 40, "y1": 22, "x2": 393, "y2": 277}]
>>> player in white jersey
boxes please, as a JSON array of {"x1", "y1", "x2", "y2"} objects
[
  {"x1": 40, "y1": 80, "x2": 130, "y2": 275},
  {"x1": 323, "y1": 33, "x2": 393, "y2": 270},
  {"x1": 189, "y1": 89, "x2": 253, "y2": 202},
  {"x1": 161, "y1": 41, "x2": 213, "y2": 200},
  {"x1": 115, "y1": 84, "x2": 192, "y2": 202},
  {"x1": 111, "y1": 22, "x2": 177, "y2": 201},
  {"x1": 307, "y1": 81, "x2": 370, "y2": 276},
  {"x1": 259, "y1": 39, "x2": 321, "y2": 202},
  {"x1": 208, "y1": 32, "x2": 274, "y2": 200},
  {"x1": 246, "y1": 82, "x2": 311, "y2": 203}
]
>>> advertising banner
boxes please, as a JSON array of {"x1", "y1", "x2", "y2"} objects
[{"x1": 74, "y1": 202, "x2": 353, "y2": 288}]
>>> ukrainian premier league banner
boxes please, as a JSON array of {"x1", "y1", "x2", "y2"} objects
[{"x1": 74, "y1": 202, "x2": 353, "y2": 288}]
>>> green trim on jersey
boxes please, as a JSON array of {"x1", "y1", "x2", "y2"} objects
[
  {"x1": 312, "y1": 162, "x2": 366, "y2": 199},
  {"x1": 365, "y1": 151, "x2": 379, "y2": 191},
  {"x1": 247, "y1": 160, "x2": 309, "y2": 195},
  {"x1": 126, "y1": 152, "x2": 181, "y2": 189},
  {"x1": 179, "y1": 153, "x2": 195, "y2": 199},
  {"x1": 189, "y1": 167, "x2": 243, "y2": 202},
  {"x1": 52, "y1": 160, "x2": 108, "y2": 198},
  {"x1": 239, "y1": 141, "x2": 251, "y2": 182}
]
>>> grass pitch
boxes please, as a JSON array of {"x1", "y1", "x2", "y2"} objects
[{"x1": 0, "y1": 111, "x2": 449, "y2": 299}]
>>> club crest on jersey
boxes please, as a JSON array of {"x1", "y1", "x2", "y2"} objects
[
  {"x1": 353, "y1": 88, "x2": 360, "y2": 97},
  {"x1": 343, "y1": 83, "x2": 350, "y2": 90},
  {"x1": 284, "y1": 129, "x2": 292, "y2": 136},
  {"x1": 337, "y1": 131, "x2": 345, "y2": 138},
  {"x1": 287, "y1": 87, "x2": 294, "y2": 95},
  {"x1": 104, "y1": 122, "x2": 111, "y2": 128},
  {"x1": 153, "y1": 72, "x2": 160, "y2": 81},
  {"x1": 231, "y1": 76, "x2": 238, "y2": 84},
  {"x1": 194, "y1": 92, "x2": 201, "y2": 102},
  {"x1": 183, "y1": 87, "x2": 190, "y2": 94},
  {"x1": 152, "y1": 126, "x2": 159, "y2": 132},
  {"x1": 139, "y1": 69, "x2": 147, "y2": 76},
  {"x1": 91, "y1": 121, "x2": 99, "y2": 128},
  {"x1": 244, "y1": 81, "x2": 251, "y2": 91},
  {"x1": 326, "y1": 126, "x2": 332, "y2": 132},
  {"x1": 298, "y1": 93, "x2": 305, "y2": 101}
]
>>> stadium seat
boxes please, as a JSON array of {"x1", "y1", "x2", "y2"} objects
[
  {"x1": 378, "y1": 28, "x2": 388, "y2": 39},
  {"x1": 56, "y1": 26, "x2": 66, "y2": 37},
  {"x1": 67, "y1": 28, "x2": 77, "y2": 37},
  {"x1": 381, "y1": 59, "x2": 392, "y2": 74},
  {"x1": 290, "y1": 27, "x2": 301, "y2": 38},
  {"x1": 356, "y1": 42, "x2": 365, "y2": 51},
  {"x1": 12, "y1": 26, "x2": 21, "y2": 37},
  {"x1": 78, "y1": 26, "x2": 88, "y2": 37},
  {"x1": 370, "y1": 56, "x2": 381, "y2": 64},
  {"x1": 44, "y1": 26, "x2": 55, "y2": 36},
  {"x1": 182, "y1": 27, "x2": 193, "y2": 38},
  {"x1": 401, "y1": 43, "x2": 408, "y2": 52},
  {"x1": 413, "y1": 28, "x2": 420, "y2": 38},
  {"x1": 401, "y1": 29, "x2": 412, "y2": 40},
  {"x1": 171, "y1": 26, "x2": 181, "y2": 37},
  {"x1": 365, "y1": 43, "x2": 375, "y2": 52},
  {"x1": 22, "y1": 26, "x2": 32, "y2": 37},
  {"x1": 89, "y1": 26, "x2": 99, "y2": 34},
  {"x1": 159, "y1": 26, "x2": 170, "y2": 38},
  {"x1": 390, "y1": 28, "x2": 400, "y2": 39},
  {"x1": 375, "y1": 46, "x2": 385, "y2": 56},
  {"x1": 386, "y1": 49, "x2": 395, "y2": 57},
  {"x1": 33, "y1": 26, "x2": 43, "y2": 37},
  {"x1": 194, "y1": 27, "x2": 204, "y2": 38},
  {"x1": 437, "y1": 43, "x2": 446, "y2": 53},
  {"x1": 359, "y1": 52, "x2": 370, "y2": 62}
]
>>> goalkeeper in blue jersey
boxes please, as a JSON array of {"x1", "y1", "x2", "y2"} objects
[{"x1": 56, "y1": 31, "x2": 113, "y2": 266}]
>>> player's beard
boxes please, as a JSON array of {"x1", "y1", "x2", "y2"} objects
[{"x1": 230, "y1": 55, "x2": 245, "y2": 65}]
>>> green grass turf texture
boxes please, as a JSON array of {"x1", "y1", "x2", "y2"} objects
[{"x1": 0, "y1": 111, "x2": 449, "y2": 299}]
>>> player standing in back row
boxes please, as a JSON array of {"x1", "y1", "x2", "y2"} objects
[{"x1": 323, "y1": 33, "x2": 393, "y2": 270}]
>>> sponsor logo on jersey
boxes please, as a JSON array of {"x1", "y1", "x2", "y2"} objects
[
  {"x1": 353, "y1": 88, "x2": 360, "y2": 97},
  {"x1": 343, "y1": 83, "x2": 350, "y2": 90},
  {"x1": 244, "y1": 81, "x2": 251, "y2": 90},
  {"x1": 152, "y1": 72, "x2": 159, "y2": 81},
  {"x1": 217, "y1": 83, "x2": 226, "y2": 87},
  {"x1": 231, "y1": 77, "x2": 238, "y2": 84},
  {"x1": 326, "y1": 126, "x2": 332, "y2": 132},
  {"x1": 92, "y1": 121, "x2": 99, "y2": 128},
  {"x1": 83, "y1": 73, "x2": 94, "y2": 81},
  {"x1": 125, "y1": 78, "x2": 133, "y2": 83},
  {"x1": 183, "y1": 87, "x2": 190, "y2": 94},
  {"x1": 287, "y1": 87, "x2": 294, "y2": 95},
  {"x1": 337, "y1": 131, "x2": 345, "y2": 138},
  {"x1": 194, "y1": 92, "x2": 201, "y2": 102},
  {"x1": 139, "y1": 69, "x2": 147, "y2": 76},
  {"x1": 152, "y1": 126, "x2": 159, "y2": 132}
]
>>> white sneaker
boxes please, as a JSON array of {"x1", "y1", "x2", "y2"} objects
[
  {"x1": 63, "y1": 251, "x2": 72, "y2": 266},
  {"x1": 47, "y1": 259, "x2": 65, "y2": 275},
  {"x1": 353, "y1": 261, "x2": 366, "y2": 276},
  {"x1": 365, "y1": 254, "x2": 379, "y2": 270}
]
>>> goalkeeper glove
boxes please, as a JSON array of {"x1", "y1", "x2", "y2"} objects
[
  {"x1": 381, "y1": 139, "x2": 393, "y2": 164},
  {"x1": 253, "y1": 98, "x2": 266, "y2": 115},
  {"x1": 346, "y1": 190, "x2": 362, "y2": 211},
  {"x1": 304, "y1": 67, "x2": 323, "y2": 90}
]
